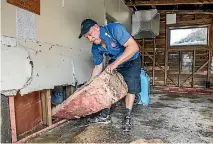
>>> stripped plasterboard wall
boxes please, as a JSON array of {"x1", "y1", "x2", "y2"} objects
[{"x1": 1, "y1": 0, "x2": 132, "y2": 96}]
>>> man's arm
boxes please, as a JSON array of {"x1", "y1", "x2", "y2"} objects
[
  {"x1": 106, "y1": 37, "x2": 139, "y2": 74},
  {"x1": 113, "y1": 37, "x2": 139, "y2": 67},
  {"x1": 89, "y1": 62, "x2": 103, "y2": 81}
]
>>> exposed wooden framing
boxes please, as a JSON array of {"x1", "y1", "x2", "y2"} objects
[
  {"x1": 66, "y1": 86, "x2": 71, "y2": 99},
  {"x1": 145, "y1": 52, "x2": 178, "y2": 86},
  {"x1": 9, "y1": 96, "x2": 17, "y2": 143},
  {"x1": 65, "y1": 85, "x2": 75, "y2": 99},
  {"x1": 41, "y1": 90, "x2": 52, "y2": 126},
  {"x1": 41, "y1": 92, "x2": 47, "y2": 125},
  {"x1": 153, "y1": 38, "x2": 156, "y2": 86},
  {"x1": 141, "y1": 47, "x2": 209, "y2": 52},
  {"x1": 179, "y1": 52, "x2": 181, "y2": 87},
  {"x1": 17, "y1": 119, "x2": 67, "y2": 143},
  {"x1": 165, "y1": 25, "x2": 168, "y2": 86},
  {"x1": 192, "y1": 50, "x2": 196, "y2": 88},
  {"x1": 169, "y1": 71, "x2": 207, "y2": 75},
  {"x1": 137, "y1": 34, "x2": 177, "y2": 86},
  {"x1": 207, "y1": 15, "x2": 213, "y2": 84},
  {"x1": 168, "y1": 46, "x2": 209, "y2": 51},
  {"x1": 167, "y1": 19, "x2": 212, "y2": 26},
  {"x1": 159, "y1": 10, "x2": 213, "y2": 15},
  {"x1": 126, "y1": 0, "x2": 213, "y2": 6},
  {"x1": 181, "y1": 60, "x2": 209, "y2": 86},
  {"x1": 169, "y1": 24, "x2": 210, "y2": 29}
]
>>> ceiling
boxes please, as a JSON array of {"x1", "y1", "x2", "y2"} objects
[{"x1": 124, "y1": 0, "x2": 213, "y2": 11}]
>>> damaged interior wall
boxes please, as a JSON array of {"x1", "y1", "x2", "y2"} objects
[
  {"x1": 139, "y1": 12, "x2": 213, "y2": 88},
  {"x1": 1, "y1": 0, "x2": 132, "y2": 96}
]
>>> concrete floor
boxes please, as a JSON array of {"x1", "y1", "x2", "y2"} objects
[{"x1": 28, "y1": 92, "x2": 213, "y2": 143}]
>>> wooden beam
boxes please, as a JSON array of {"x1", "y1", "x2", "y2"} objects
[
  {"x1": 192, "y1": 50, "x2": 196, "y2": 88},
  {"x1": 181, "y1": 60, "x2": 209, "y2": 86},
  {"x1": 138, "y1": 47, "x2": 209, "y2": 52},
  {"x1": 137, "y1": 41, "x2": 177, "y2": 86},
  {"x1": 167, "y1": 18, "x2": 212, "y2": 26},
  {"x1": 165, "y1": 26, "x2": 168, "y2": 86},
  {"x1": 41, "y1": 92, "x2": 47, "y2": 125},
  {"x1": 168, "y1": 46, "x2": 209, "y2": 51},
  {"x1": 159, "y1": 10, "x2": 213, "y2": 15},
  {"x1": 145, "y1": 52, "x2": 178, "y2": 86},
  {"x1": 46, "y1": 90, "x2": 52, "y2": 126},
  {"x1": 126, "y1": 0, "x2": 213, "y2": 6},
  {"x1": 153, "y1": 38, "x2": 156, "y2": 86},
  {"x1": 169, "y1": 71, "x2": 207, "y2": 75},
  {"x1": 179, "y1": 51, "x2": 181, "y2": 87},
  {"x1": 41, "y1": 90, "x2": 52, "y2": 126},
  {"x1": 9, "y1": 96, "x2": 17, "y2": 143},
  {"x1": 207, "y1": 15, "x2": 213, "y2": 84}
]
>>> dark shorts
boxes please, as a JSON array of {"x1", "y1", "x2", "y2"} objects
[{"x1": 109, "y1": 56, "x2": 141, "y2": 94}]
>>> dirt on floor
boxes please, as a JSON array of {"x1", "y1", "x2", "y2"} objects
[{"x1": 28, "y1": 92, "x2": 213, "y2": 143}]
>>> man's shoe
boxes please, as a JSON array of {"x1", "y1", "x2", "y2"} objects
[
  {"x1": 122, "y1": 115, "x2": 132, "y2": 132},
  {"x1": 87, "y1": 114, "x2": 111, "y2": 124}
]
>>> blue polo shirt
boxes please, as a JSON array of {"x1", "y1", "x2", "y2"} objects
[{"x1": 91, "y1": 23, "x2": 139, "y2": 65}]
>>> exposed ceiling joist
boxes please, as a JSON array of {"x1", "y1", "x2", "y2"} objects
[
  {"x1": 159, "y1": 10, "x2": 213, "y2": 14},
  {"x1": 126, "y1": 0, "x2": 213, "y2": 6}
]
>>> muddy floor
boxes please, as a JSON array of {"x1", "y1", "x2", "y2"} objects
[{"x1": 28, "y1": 92, "x2": 213, "y2": 143}]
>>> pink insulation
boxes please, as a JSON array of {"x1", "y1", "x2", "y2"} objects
[{"x1": 52, "y1": 71, "x2": 128, "y2": 119}]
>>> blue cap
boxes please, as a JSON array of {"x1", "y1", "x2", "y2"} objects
[{"x1": 78, "y1": 19, "x2": 97, "y2": 39}]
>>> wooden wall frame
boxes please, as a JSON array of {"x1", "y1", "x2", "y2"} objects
[{"x1": 7, "y1": 0, "x2": 40, "y2": 15}]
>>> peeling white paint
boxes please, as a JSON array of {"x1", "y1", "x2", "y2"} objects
[
  {"x1": 1, "y1": 0, "x2": 132, "y2": 96},
  {"x1": 1, "y1": 37, "x2": 94, "y2": 95},
  {"x1": 1, "y1": 43, "x2": 31, "y2": 92}
]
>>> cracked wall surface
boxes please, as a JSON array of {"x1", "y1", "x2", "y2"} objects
[{"x1": 1, "y1": 0, "x2": 132, "y2": 96}]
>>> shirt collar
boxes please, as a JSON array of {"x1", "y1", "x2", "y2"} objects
[{"x1": 100, "y1": 26, "x2": 110, "y2": 42}]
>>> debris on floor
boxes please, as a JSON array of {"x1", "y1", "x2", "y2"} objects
[{"x1": 28, "y1": 92, "x2": 213, "y2": 143}]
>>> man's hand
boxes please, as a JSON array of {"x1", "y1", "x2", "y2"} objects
[{"x1": 106, "y1": 62, "x2": 118, "y2": 74}]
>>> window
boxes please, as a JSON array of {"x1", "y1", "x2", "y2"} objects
[
  {"x1": 170, "y1": 27, "x2": 208, "y2": 46},
  {"x1": 182, "y1": 52, "x2": 193, "y2": 73}
]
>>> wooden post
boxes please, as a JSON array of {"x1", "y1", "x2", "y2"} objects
[
  {"x1": 41, "y1": 90, "x2": 52, "y2": 126},
  {"x1": 165, "y1": 26, "x2": 168, "y2": 86},
  {"x1": 41, "y1": 92, "x2": 47, "y2": 125},
  {"x1": 181, "y1": 60, "x2": 209, "y2": 86},
  {"x1": 179, "y1": 51, "x2": 181, "y2": 87},
  {"x1": 126, "y1": 1, "x2": 213, "y2": 6},
  {"x1": 145, "y1": 52, "x2": 177, "y2": 86},
  {"x1": 9, "y1": 96, "x2": 17, "y2": 143},
  {"x1": 66, "y1": 85, "x2": 76, "y2": 99},
  {"x1": 207, "y1": 15, "x2": 213, "y2": 86},
  {"x1": 153, "y1": 38, "x2": 156, "y2": 86},
  {"x1": 66, "y1": 85, "x2": 72, "y2": 99},
  {"x1": 152, "y1": 38, "x2": 156, "y2": 86},
  {"x1": 192, "y1": 50, "x2": 196, "y2": 88}
]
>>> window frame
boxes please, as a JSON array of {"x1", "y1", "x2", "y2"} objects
[{"x1": 168, "y1": 25, "x2": 210, "y2": 48}]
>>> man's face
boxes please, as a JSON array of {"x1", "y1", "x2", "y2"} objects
[{"x1": 84, "y1": 24, "x2": 101, "y2": 45}]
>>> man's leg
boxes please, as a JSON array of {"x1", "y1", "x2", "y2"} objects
[
  {"x1": 120, "y1": 57, "x2": 141, "y2": 132},
  {"x1": 125, "y1": 93, "x2": 135, "y2": 111},
  {"x1": 122, "y1": 93, "x2": 135, "y2": 132}
]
